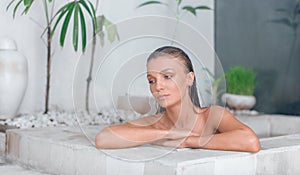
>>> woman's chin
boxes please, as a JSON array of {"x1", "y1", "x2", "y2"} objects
[{"x1": 157, "y1": 101, "x2": 168, "y2": 108}]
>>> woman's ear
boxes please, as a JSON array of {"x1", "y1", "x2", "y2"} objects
[{"x1": 187, "y1": 72, "x2": 195, "y2": 86}]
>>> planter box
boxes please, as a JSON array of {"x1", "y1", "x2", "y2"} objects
[{"x1": 0, "y1": 124, "x2": 18, "y2": 156}]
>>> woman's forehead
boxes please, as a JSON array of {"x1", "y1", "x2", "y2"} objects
[{"x1": 147, "y1": 56, "x2": 186, "y2": 72}]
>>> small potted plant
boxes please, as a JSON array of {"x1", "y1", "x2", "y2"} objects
[{"x1": 222, "y1": 66, "x2": 257, "y2": 110}]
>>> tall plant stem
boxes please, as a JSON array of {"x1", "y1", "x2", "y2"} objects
[
  {"x1": 85, "y1": 35, "x2": 96, "y2": 114},
  {"x1": 85, "y1": 0, "x2": 99, "y2": 114},
  {"x1": 43, "y1": 0, "x2": 53, "y2": 114},
  {"x1": 44, "y1": 26, "x2": 52, "y2": 114}
]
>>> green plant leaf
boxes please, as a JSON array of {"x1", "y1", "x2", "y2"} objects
[
  {"x1": 96, "y1": 15, "x2": 105, "y2": 46},
  {"x1": 269, "y1": 18, "x2": 293, "y2": 27},
  {"x1": 78, "y1": 6, "x2": 87, "y2": 52},
  {"x1": 182, "y1": 5, "x2": 211, "y2": 16},
  {"x1": 73, "y1": 4, "x2": 79, "y2": 51},
  {"x1": 137, "y1": 1, "x2": 163, "y2": 8},
  {"x1": 96, "y1": 15, "x2": 119, "y2": 47},
  {"x1": 6, "y1": 0, "x2": 16, "y2": 11},
  {"x1": 52, "y1": 0, "x2": 96, "y2": 52},
  {"x1": 275, "y1": 8, "x2": 288, "y2": 13},
  {"x1": 22, "y1": 5, "x2": 31, "y2": 15},
  {"x1": 275, "y1": 8, "x2": 290, "y2": 17},
  {"x1": 51, "y1": 3, "x2": 73, "y2": 38},
  {"x1": 23, "y1": 0, "x2": 33, "y2": 7},
  {"x1": 297, "y1": 8, "x2": 300, "y2": 15},
  {"x1": 60, "y1": 3, "x2": 75, "y2": 47},
  {"x1": 99, "y1": 31, "x2": 105, "y2": 47},
  {"x1": 195, "y1": 6, "x2": 211, "y2": 10},
  {"x1": 103, "y1": 17, "x2": 119, "y2": 43},
  {"x1": 22, "y1": 0, "x2": 34, "y2": 15},
  {"x1": 295, "y1": 1, "x2": 300, "y2": 12},
  {"x1": 182, "y1": 6, "x2": 196, "y2": 16},
  {"x1": 177, "y1": 0, "x2": 182, "y2": 6},
  {"x1": 86, "y1": 0, "x2": 97, "y2": 28},
  {"x1": 79, "y1": 0, "x2": 97, "y2": 30},
  {"x1": 12, "y1": 0, "x2": 22, "y2": 18},
  {"x1": 204, "y1": 67, "x2": 214, "y2": 79},
  {"x1": 96, "y1": 15, "x2": 104, "y2": 33}
]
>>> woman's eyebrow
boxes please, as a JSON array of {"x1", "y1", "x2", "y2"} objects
[
  {"x1": 160, "y1": 68, "x2": 175, "y2": 73},
  {"x1": 147, "y1": 73, "x2": 155, "y2": 78},
  {"x1": 147, "y1": 68, "x2": 175, "y2": 77}
]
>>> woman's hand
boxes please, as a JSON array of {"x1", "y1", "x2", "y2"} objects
[
  {"x1": 152, "y1": 129, "x2": 200, "y2": 148},
  {"x1": 152, "y1": 138, "x2": 188, "y2": 148},
  {"x1": 164, "y1": 128, "x2": 198, "y2": 140}
]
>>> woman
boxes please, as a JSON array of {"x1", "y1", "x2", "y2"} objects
[{"x1": 95, "y1": 46, "x2": 261, "y2": 152}]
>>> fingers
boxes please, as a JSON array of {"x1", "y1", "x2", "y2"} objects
[{"x1": 162, "y1": 138, "x2": 187, "y2": 148}]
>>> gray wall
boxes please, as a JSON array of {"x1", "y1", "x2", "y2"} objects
[{"x1": 216, "y1": 0, "x2": 300, "y2": 115}]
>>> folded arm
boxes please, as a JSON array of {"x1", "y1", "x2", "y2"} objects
[
  {"x1": 185, "y1": 128, "x2": 260, "y2": 152},
  {"x1": 175, "y1": 107, "x2": 260, "y2": 152},
  {"x1": 95, "y1": 106, "x2": 261, "y2": 152},
  {"x1": 95, "y1": 122, "x2": 167, "y2": 149}
]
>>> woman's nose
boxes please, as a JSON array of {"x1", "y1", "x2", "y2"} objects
[{"x1": 155, "y1": 78, "x2": 165, "y2": 91}]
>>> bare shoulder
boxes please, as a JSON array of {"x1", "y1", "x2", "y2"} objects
[
  {"x1": 201, "y1": 105, "x2": 234, "y2": 119},
  {"x1": 205, "y1": 105, "x2": 250, "y2": 132},
  {"x1": 198, "y1": 105, "x2": 239, "y2": 130}
]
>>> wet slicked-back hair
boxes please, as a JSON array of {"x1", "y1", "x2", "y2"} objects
[{"x1": 147, "y1": 46, "x2": 201, "y2": 112}]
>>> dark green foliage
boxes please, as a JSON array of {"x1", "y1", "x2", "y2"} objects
[
  {"x1": 51, "y1": 0, "x2": 96, "y2": 52},
  {"x1": 137, "y1": 0, "x2": 211, "y2": 18},
  {"x1": 225, "y1": 66, "x2": 256, "y2": 96},
  {"x1": 7, "y1": 0, "x2": 97, "y2": 53}
]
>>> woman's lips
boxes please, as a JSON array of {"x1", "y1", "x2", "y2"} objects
[{"x1": 156, "y1": 94, "x2": 170, "y2": 100}]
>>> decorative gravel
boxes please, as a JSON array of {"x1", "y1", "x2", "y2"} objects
[
  {"x1": 0, "y1": 108, "x2": 144, "y2": 129},
  {"x1": 0, "y1": 108, "x2": 259, "y2": 129}
]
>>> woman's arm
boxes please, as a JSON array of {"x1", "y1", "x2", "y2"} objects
[
  {"x1": 157, "y1": 106, "x2": 260, "y2": 152},
  {"x1": 95, "y1": 116, "x2": 193, "y2": 149},
  {"x1": 95, "y1": 122, "x2": 167, "y2": 149},
  {"x1": 185, "y1": 129, "x2": 260, "y2": 152},
  {"x1": 185, "y1": 106, "x2": 261, "y2": 152}
]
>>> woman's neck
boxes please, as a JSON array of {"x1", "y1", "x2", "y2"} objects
[{"x1": 164, "y1": 96, "x2": 198, "y2": 129}]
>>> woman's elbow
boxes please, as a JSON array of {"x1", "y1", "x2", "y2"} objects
[
  {"x1": 95, "y1": 132, "x2": 105, "y2": 149},
  {"x1": 95, "y1": 128, "x2": 111, "y2": 149},
  {"x1": 246, "y1": 132, "x2": 261, "y2": 153}
]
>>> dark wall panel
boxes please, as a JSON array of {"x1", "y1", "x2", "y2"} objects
[{"x1": 215, "y1": 0, "x2": 300, "y2": 115}]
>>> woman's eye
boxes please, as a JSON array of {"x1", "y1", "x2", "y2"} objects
[
  {"x1": 148, "y1": 80, "x2": 156, "y2": 84},
  {"x1": 164, "y1": 75, "x2": 172, "y2": 79}
]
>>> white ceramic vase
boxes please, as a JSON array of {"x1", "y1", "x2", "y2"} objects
[
  {"x1": 0, "y1": 37, "x2": 28, "y2": 119},
  {"x1": 222, "y1": 93, "x2": 256, "y2": 110}
]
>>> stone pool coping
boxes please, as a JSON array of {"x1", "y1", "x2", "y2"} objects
[{"x1": 1, "y1": 114, "x2": 300, "y2": 175}]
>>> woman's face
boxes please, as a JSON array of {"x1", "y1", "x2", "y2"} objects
[{"x1": 147, "y1": 55, "x2": 194, "y2": 109}]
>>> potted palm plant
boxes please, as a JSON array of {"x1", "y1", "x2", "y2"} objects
[
  {"x1": 222, "y1": 66, "x2": 257, "y2": 110},
  {"x1": 6, "y1": 0, "x2": 118, "y2": 115}
]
